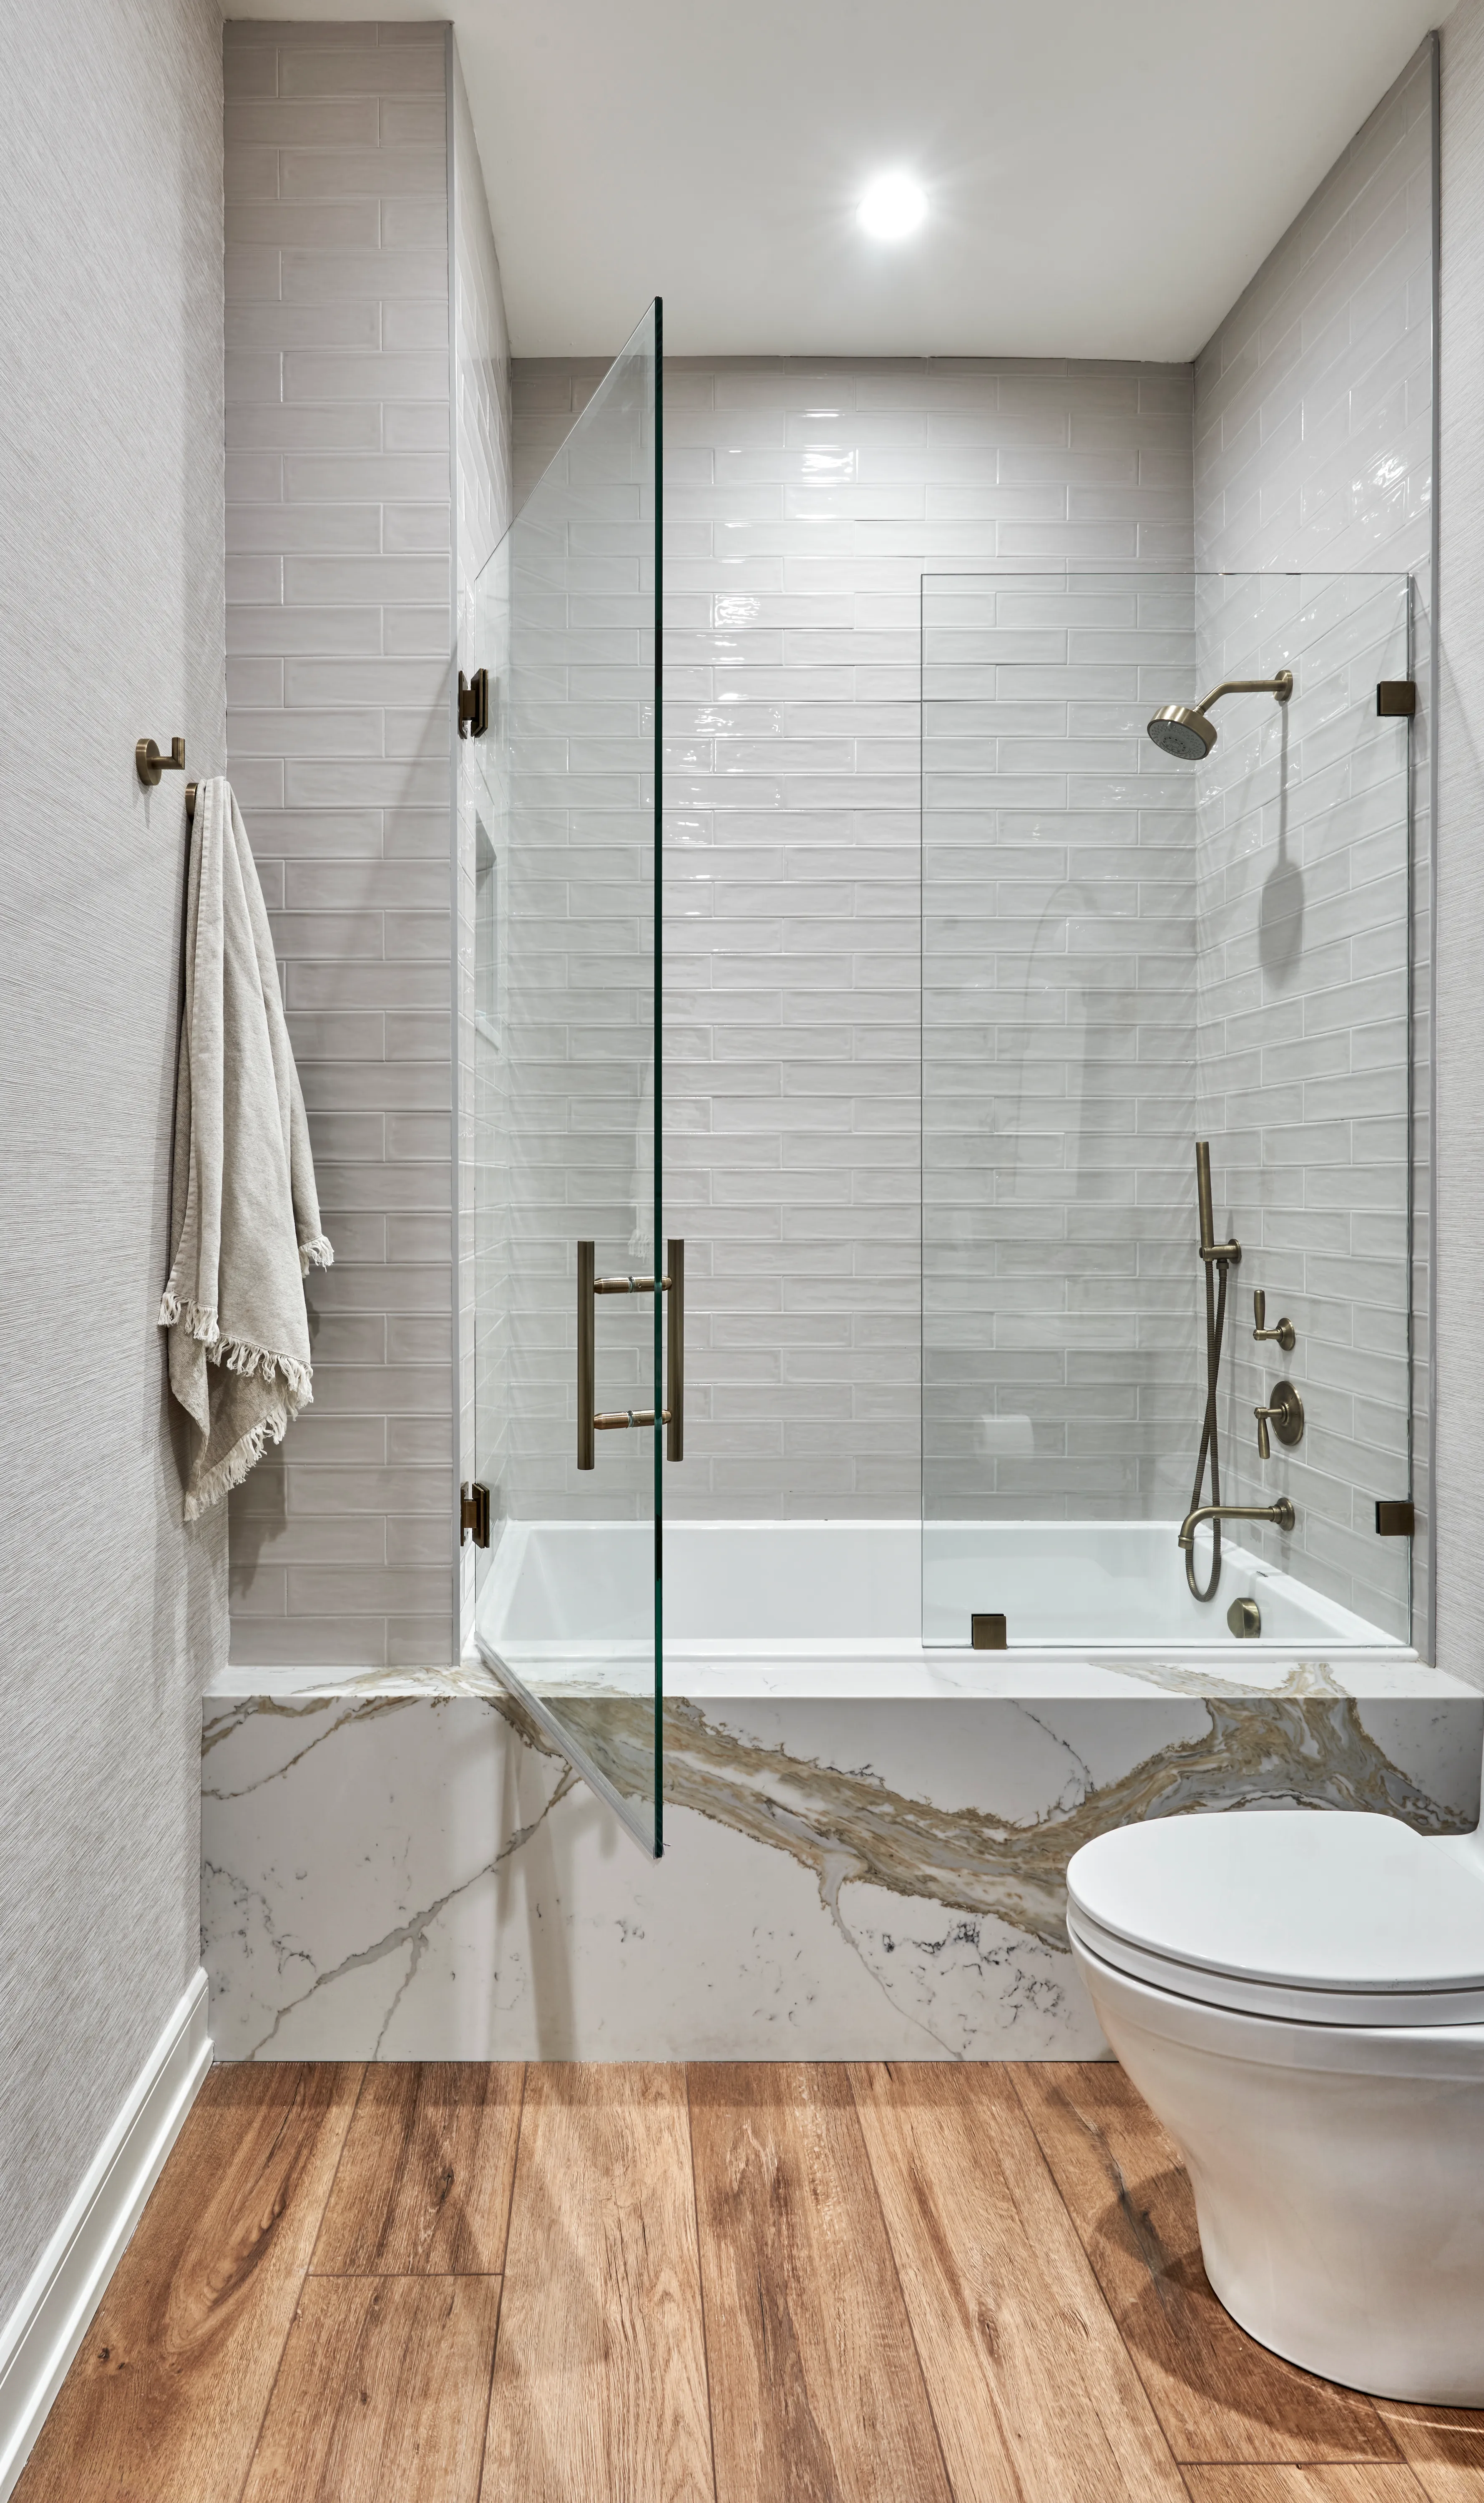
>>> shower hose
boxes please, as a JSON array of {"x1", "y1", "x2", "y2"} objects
[{"x1": 1186, "y1": 1250, "x2": 1230, "y2": 1602}]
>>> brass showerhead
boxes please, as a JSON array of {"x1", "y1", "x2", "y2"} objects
[
  {"x1": 1147, "y1": 670, "x2": 1292, "y2": 760},
  {"x1": 1148, "y1": 704, "x2": 1217, "y2": 760}
]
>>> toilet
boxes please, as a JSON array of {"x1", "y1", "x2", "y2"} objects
[{"x1": 1066, "y1": 1807, "x2": 1484, "y2": 2402}]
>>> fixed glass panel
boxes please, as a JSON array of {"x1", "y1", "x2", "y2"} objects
[
  {"x1": 922, "y1": 569, "x2": 1414, "y2": 1649},
  {"x1": 468, "y1": 302, "x2": 664, "y2": 1851}
]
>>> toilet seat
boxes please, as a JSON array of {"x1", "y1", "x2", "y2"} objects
[{"x1": 1066, "y1": 1811, "x2": 1484, "y2": 2026}]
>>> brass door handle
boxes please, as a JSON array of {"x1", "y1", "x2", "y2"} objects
[{"x1": 576, "y1": 1238, "x2": 684, "y2": 1468}]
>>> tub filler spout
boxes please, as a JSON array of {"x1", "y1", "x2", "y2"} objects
[{"x1": 1178, "y1": 1498, "x2": 1295, "y2": 1551}]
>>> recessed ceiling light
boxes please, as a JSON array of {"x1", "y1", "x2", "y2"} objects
[{"x1": 857, "y1": 173, "x2": 927, "y2": 241}]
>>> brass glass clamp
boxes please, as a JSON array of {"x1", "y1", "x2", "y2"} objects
[
  {"x1": 1253, "y1": 1290, "x2": 1295, "y2": 1353},
  {"x1": 1255, "y1": 1379, "x2": 1304, "y2": 1462}
]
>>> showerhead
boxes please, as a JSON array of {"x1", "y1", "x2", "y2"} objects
[
  {"x1": 1148, "y1": 705, "x2": 1217, "y2": 760},
  {"x1": 1146, "y1": 670, "x2": 1293, "y2": 761}
]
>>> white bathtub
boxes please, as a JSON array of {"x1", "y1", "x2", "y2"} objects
[{"x1": 475, "y1": 1517, "x2": 1412, "y2": 1703}]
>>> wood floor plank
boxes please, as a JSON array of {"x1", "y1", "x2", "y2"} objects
[
  {"x1": 1182, "y1": 2469, "x2": 1431, "y2": 2500},
  {"x1": 14, "y1": 2062, "x2": 361, "y2": 2503},
  {"x1": 480, "y1": 2063, "x2": 712, "y2": 2503},
  {"x1": 1374, "y1": 2404, "x2": 1484, "y2": 2501},
  {"x1": 240, "y1": 2276, "x2": 502, "y2": 2503},
  {"x1": 689, "y1": 2061, "x2": 952, "y2": 2503},
  {"x1": 1012, "y1": 2063, "x2": 1399, "y2": 2466},
  {"x1": 850, "y1": 2060, "x2": 1186, "y2": 2503},
  {"x1": 311, "y1": 2062, "x2": 523, "y2": 2276}
]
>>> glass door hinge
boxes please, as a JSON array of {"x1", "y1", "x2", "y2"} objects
[
  {"x1": 1376, "y1": 680, "x2": 1416, "y2": 716},
  {"x1": 461, "y1": 1481, "x2": 491, "y2": 1547},
  {"x1": 458, "y1": 667, "x2": 489, "y2": 738},
  {"x1": 1375, "y1": 1499, "x2": 1414, "y2": 1536}
]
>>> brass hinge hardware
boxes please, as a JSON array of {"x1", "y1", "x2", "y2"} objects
[
  {"x1": 971, "y1": 1612, "x2": 1008, "y2": 1650},
  {"x1": 460, "y1": 1481, "x2": 490, "y2": 1547},
  {"x1": 1376, "y1": 680, "x2": 1416, "y2": 717},
  {"x1": 458, "y1": 667, "x2": 489, "y2": 738},
  {"x1": 1375, "y1": 1499, "x2": 1415, "y2": 1536}
]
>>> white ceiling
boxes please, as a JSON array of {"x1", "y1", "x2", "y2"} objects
[{"x1": 242, "y1": 0, "x2": 1438, "y2": 361}]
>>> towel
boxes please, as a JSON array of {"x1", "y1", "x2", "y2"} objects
[{"x1": 158, "y1": 777, "x2": 332, "y2": 1518}]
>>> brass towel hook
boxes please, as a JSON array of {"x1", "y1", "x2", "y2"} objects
[{"x1": 137, "y1": 736, "x2": 185, "y2": 787}]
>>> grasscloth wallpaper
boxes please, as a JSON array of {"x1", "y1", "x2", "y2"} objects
[{"x1": 0, "y1": 0, "x2": 226, "y2": 2332}]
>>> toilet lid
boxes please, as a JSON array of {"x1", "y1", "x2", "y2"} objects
[{"x1": 1066, "y1": 1813, "x2": 1484, "y2": 2011}]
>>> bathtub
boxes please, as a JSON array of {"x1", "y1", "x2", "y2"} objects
[
  {"x1": 474, "y1": 1516, "x2": 1410, "y2": 1703},
  {"x1": 208, "y1": 1519, "x2": 1471, "y2": 2065}
]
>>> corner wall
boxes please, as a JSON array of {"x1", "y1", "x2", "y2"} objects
[
  {"x1": 222, "y1": 20, "x2": 511, "y2": 1671},
  {"x1": 0, "y1": 0, "x2": 225, "y2": 2334},
  {"x1": 1437, "y1": 0, "x2": 1484, "y2": 1689},
  {"x1": 1192, "y1": 44, "x2": 1436, "y2": 1653}
]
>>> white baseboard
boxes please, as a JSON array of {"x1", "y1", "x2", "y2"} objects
[{"x1": 0, "y1": 1969, "x2": 211, "y2": 2503}]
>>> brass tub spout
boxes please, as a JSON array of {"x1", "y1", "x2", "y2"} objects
[{"x1": 1179, "y1": 1498, "x2": 1295, "y2": 1551}]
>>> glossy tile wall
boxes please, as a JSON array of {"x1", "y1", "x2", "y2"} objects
[
  {"x1": 222, "y1": 23, "x2": 511, "y2": 1670},
  {"x1": 514, "y1": 358, "x2": 1195, "y2": 1517},
  {"x1": 1192, "y1": 44, "x2": 1435, "y2": 1650}
]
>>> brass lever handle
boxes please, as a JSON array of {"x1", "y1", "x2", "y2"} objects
[
  {"x1": 1253, "y1": 1290, "x2": 1296, "y2": 1353},
  {"x1": 1255, "y1": 1379, "x2": 1304, "y2": 1462}
]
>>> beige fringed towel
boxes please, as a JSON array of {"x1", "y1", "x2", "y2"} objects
[{"x1": 159, "y1": 776, "x2": 332, "y2": 1518}]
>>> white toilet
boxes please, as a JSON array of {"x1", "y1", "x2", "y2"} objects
[{"x1": 1066, "y1": 1806, "x2": 1484, "y2": 2403}]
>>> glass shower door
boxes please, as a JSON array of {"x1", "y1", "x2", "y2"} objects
[
  {"x1": 921, "y1": 568, "x2": 1416, "y2": 1651},
  {"x1": 467, "y1": 303, "x2": 666, "y2": 1853}
]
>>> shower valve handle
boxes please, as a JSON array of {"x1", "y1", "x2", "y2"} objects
[
  {"x1": 1255, "y1": 1380, "x2": 1304, "y2": 1462},
  {"x1": 1253, "y1": 1291, "x2": 1296, "y2": 1353}
]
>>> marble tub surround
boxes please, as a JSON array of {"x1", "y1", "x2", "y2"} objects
[{"x1": 201, "y1": 1659, "x2": 1481, "y2": 2062}]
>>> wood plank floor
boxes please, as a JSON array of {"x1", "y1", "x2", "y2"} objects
[{"x1": 15, "y1": 2060, "x2": 1484, "y2": 2503}]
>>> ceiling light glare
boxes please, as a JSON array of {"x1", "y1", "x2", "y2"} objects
[{"x1": 857, "y1": 173, "x2": 927, "y2": 241}]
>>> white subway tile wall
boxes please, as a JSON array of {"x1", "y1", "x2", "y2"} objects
[
  {"x1": 224, "y1": 22, "x2": 458, "y2": 1667},
  {"x1": 514, "y1": 357, "x2": 1195, "y2": 1517},
  {"x1": 1194, "y1": 45, "x2": 1434, "y2": 1645},
  {"x1": 921, "y1": 574, "x2": 1201, "y2": 1545}
]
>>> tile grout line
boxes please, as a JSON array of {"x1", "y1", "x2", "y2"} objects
[
  {"x1": 471, "y1": 2062, "x2": 527, "y2": 2503},
  {"x1": 302, "y1": 2056, "x2": 370, "y2": 2277},
  {"x1": 226, "y1": 2061, "x2": 363, "y2": 2503},
  {"x1": 682, "y1": 2063, "x2": 722, "y2": 2503},
  {"x1": 1003, "y1": 2063, "x2": 1209, "y2": 2491},
  {"x1": 843, "y1": 2061, "x2": 961, "y2": 2503},
  {"x1": 1006, "y1": 2065, "x2": 1408, "y2": 2477}
]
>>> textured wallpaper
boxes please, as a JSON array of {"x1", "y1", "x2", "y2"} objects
[{"x1": 0, "y1": 0, "x2": 226, "y2": 2332}]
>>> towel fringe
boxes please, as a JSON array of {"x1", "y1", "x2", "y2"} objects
[
  {"x1": 182, "y1": 1410, "x2": 287, "y2": 1521},
  {"x1": 160, "y1": 1296, "x2": 313, "y2": 1404},
  {"x1": 158, "y1": 1289, "x2": 221, "y2": 1345},
  {"x1": 299, "y1": 1233, "x2": 335, "y2": 1275}
]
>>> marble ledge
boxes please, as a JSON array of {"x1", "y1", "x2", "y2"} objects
[{"x1": 208, "y1": 1644, "x2": 1482, "y2": 1706}]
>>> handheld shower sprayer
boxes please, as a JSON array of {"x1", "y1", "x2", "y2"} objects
[
  {"x1": 1185, "y1": 1141, "x2": 1239, "y2": 1602},
  {"x1": 1177, "y1": 1142, "x2": 1295, "y2": 1597},
  {"x1": 1148, "y1": 670, "x2": 1292, "y2": 760}
]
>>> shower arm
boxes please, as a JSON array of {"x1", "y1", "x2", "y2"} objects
[
  {"x1": 1192, "y1": 672, "x2": 1293, "y2": 717},
  {"x1": 1179, "y1": 1498, "x2": 1295, "y2": 1551}
]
